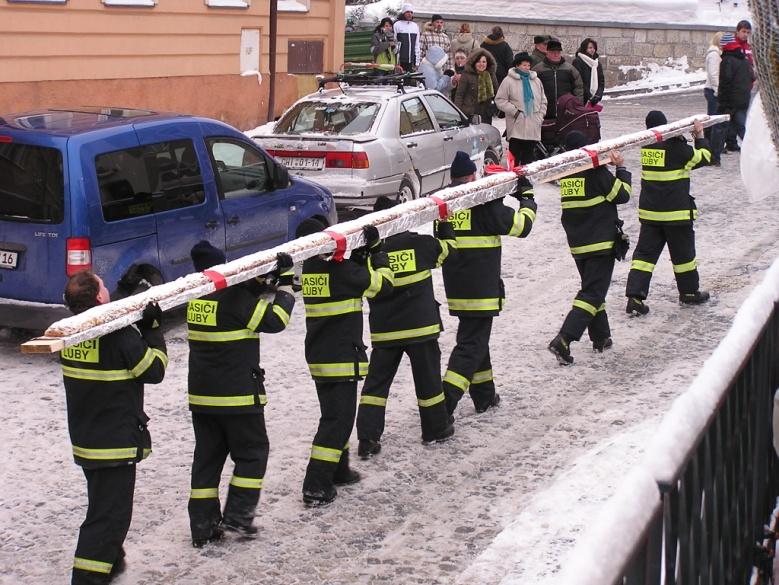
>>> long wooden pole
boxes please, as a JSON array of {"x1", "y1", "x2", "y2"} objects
[{"x1": 20, "y1": 114, "x2": 727, "y2": 353}]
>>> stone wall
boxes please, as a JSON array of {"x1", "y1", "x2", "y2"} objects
[{"x1": 423, "y1": 18, "x2": 721, "y2": 87}]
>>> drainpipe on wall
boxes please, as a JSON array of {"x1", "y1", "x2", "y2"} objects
[{"x1": 268, "y1": 0, "x2": 278, "y2": 122}]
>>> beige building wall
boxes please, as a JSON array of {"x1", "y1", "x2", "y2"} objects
[{"x1": 0, "y1": 0, "x2": 345, "y2": 129}]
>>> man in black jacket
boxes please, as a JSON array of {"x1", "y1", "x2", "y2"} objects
[
  {"x1": 625, "y1": 111, "x2": 712, "y2": 315},
  {"x1": 187, "y1": 241, "x2": 295, "y2": 546},
  {"x1": 532, "y1": 38, "x2": 584, "y2": 120},
  {"x1": 548, "y1": 131, "x2": 632, "y2": 365},
  {"x1": 480, "y1": 25, "x2": 513, "y2": 86},
  {"x1": 62, "y1": 271, "x2": 167, "y2": 584}
]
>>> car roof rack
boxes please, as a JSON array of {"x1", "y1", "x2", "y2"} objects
[{"x1": 317, "y1": 67, "x2": 426, "y2": 94}]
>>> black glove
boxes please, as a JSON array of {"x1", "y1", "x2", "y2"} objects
[
  {"x1": 519, "y1": 197, "x2": 537, "y2": 214},
  {"x1": 613, "y1": 219, "x2": 630, "y2": 261},
  {"x1": 278, "y1": 271, "x2": 295, "y2": 288},
  {"x1": 138, "y1": 302, "x2": 162, "y2": 330},
  {"x1": 590, "y1": 96, "x2": 601, "y2": 106},
  {"x1": 362, "y1": 225, "x2": 382, "y2": 252},
  {"x1": 443, "y1": 69, "x2": 455, "y2": 77},
  {"x1": 370, "y1": 251, "x2": 390, "y2": 270},
  {"x1": 275, "y1": 252, "x2": 293, "y2": 274},
  {"x1": 434, "y1": 220, "x2": 456, "y2": 241},
  {"x1": 509, "y1": 176, "x2": 533, "y2": 201}
]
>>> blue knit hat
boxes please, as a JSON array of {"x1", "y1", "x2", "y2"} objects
[
  {"x1": 451, "y1": 151, "x2": 477, "y2": 179},
  {"x1": 720, "y1": 32, "x2": 736, "y2": 47},
  {"x1": 191, "y1": 240, "x2": 226, "y2": 271}
]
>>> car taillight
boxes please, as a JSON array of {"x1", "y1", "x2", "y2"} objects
[
  {"x1": 0, "y1": 135, "x2": 12, "y2": 143},
  {"x1": 66, "y1": 237, "x2": 92, "y2": 276},
  {"x1": 325, "y1": 151, "x2": 369, "y2": 169}
]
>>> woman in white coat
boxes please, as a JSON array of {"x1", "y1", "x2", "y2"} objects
[{"x1": 495, "y1": 52, "x2": 547, "y2": 165}]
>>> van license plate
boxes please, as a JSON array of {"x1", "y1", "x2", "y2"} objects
[
  {"x1": 0, "y1": 250, "x2": 18, "y2": 269},
  {"x1": 279, "y1": 157, "x2": 324, "y2": 171}
]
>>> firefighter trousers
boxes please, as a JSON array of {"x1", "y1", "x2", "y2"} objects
[
  {"x1": 442, "y1": 317, "x2": 496, "y2": 414},
  {"x1": 72, "y1": 465, "x2": 135, "y2": 585},
  {"x1": 188, "y1": 412, "x2": 269, "y2": 539},
  {"x1": 560, "y1": 255, "x2": 615, "y2": 343},
  {"x1": 626, "y1": 223, "x2": 699, "y2": 299},
  {"x1": 303, "y1": 381, "x2": 357, "y2": 491},
  {"x1": 356, "y1": 340, "x2": 450, "y2": 443}
]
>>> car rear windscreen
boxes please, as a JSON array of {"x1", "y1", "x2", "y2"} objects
[
  {"x1": 0, "y1": 143, "x2": 64, "y2": 223},
  {"x1": 275, "y1": 101, "x2": 380, "y2": 135}
]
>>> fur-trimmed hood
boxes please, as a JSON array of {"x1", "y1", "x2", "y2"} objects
[
  {"x1": 506, "y1": 68, "x2": 538, "y2": 81},
  {"x1": 464, "y1": 48, "x2": 497, "y2": 75}
]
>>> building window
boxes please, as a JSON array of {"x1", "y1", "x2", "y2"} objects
[
  {"x1": 278, "y1": 0, "x2": 309, "y2": 11},
  {"x1": 102, "y1": 0, "x2": 156, "y2": 5},
  {"x1": 205, "y1": 0, "x2": 250, "y2": 7}
]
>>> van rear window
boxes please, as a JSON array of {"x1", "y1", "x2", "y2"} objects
[
  {"x1": 0, "y1": 143, "x2": 64, "y2": 223},
  {"x1": 96, "y1": 139, "x2": 205, "y2": 222}
]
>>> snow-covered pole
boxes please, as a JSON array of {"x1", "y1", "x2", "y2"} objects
[{"x1": 20, "y1": 113, "x2": 727, "y2": 353}]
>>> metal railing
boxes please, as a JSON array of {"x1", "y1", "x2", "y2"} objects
[{"x1": 561, "y1": 259, "x2": 779, "y2": 585}]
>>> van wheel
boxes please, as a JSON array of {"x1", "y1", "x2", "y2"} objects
[{"x1": 397, "y1": 179, "x2": 416, "y2": 204}]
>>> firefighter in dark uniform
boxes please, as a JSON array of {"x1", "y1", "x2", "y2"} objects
[
  {"x1": 300, "y1": 219, "x2": 394, "y2": 505},
  {"x1": 548, "y1": 131, "x2": 632, "y2": 365},
  {"x1": 187, "y1": 241, "x2": 295, "y2": 546},
  {"x1": 61, "y1": 271, "x2": 167, "y2": 584},
  {"x1": 356, "y1": 196, "x2": 458, "y2": 459},
  {"x1": 442, "y1": 151, "x2": 537, "y2": 415},
  {"x1": 625, "y1": 112, "x2": 711, "y2": 315}
]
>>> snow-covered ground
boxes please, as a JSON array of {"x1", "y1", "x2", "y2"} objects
[{"x1": 2, "y1": 92, "x2": 778, "y2": 584}]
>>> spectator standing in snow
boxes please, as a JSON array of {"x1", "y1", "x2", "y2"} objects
[
  {"x1": 529, "y1": 35, "x2": 550, "y2": 68},
  {"x1": 371, "y1": 17, "x2": 399, "y2": 71},
  {"x1": 394, "y1": 4, "x2": 420, "y2": 72},
  {"x1": 420, "y1": 14, "x2": 452, "y2": 71},
  {"x1": 61, "y1": 272, "x2": 167, "y2": 583},
  {"x1": 735, "y1": 20, "x2": 754, "y2": 66},
  {"x1": 451, "y1": 48, "x2": 469, "y2": 98},
  {"x1": 495, "y1": 51, "x2": 547, "y2": 165},
  {"x1": 572, "y1": 38, "x2": 605, "y2": 106},
  {"x1": 450, "y1": 23, "x2": 479, "y2": 60},
  {"x1": 419, "y1": 45, "x2": 454, "y2": 94},
  {"x1": 712, "y1": 32, "x2": 754, "y2": 162},
  {"x1": 454, "y1": 48, "x2": 498, "y2": 124},
  {"x1": 703, "y1": 32, "x2": 723, "y2": 146},
  {"x1": 547, "y1": 131, "x2": 631, "y2": 366},
  {"x1": 480, "y1": 26, "x2": 513, "y2": 86},
  {"x1": 533, "y1": 38, "x2": 584, "y2": 120}
]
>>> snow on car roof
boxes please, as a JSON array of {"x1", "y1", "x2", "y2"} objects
[{"x1": 311, "y1": 85, "x2": 426, "y2": 102}]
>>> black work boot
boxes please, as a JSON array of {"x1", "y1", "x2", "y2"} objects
[
  {"x1": 679, "y1": 290, "x2": 710, "y2": 305},
  {"x1": 626, "y1": 297, "x2": 649, "y2": 316},
  {"x1": 192, "y1": 525, "x2": 225, "y2": 548},
  {"x1": 221, "y1": 517, "x2": 257, "y2": 539},
  {"x1": 302, "y1": 484, "x2": 337, "y2": 506},
  {"x1": 474, "y1": 392, "x2": 501, "y2": 414},
  {"x1": 422, "y1": 421, "x2": 455, "y2": 444},
  {"x1": 357, "y1": 439, "x2": 381, "y2": 459},
  {"x1": 333, "y1": 450, "x2": 362, "y2": 486},
  {"x1": 548, "y1": 334, "x2": 574, "y2": 365},
  {"x1": 592, "y1": 337, "x2": 613, "y2": 352}
]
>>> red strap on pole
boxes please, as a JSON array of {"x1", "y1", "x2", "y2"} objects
[
  {"x1": 429, "y1": 196, "x2": 449, "y2": 220},
  {"x1": 652, "y1": 129, "x2": 664, "y2": 142},
  {"x1": 582, "y1": 148, "x2": 600, "y2": 168},
  {"x1": 202, "y1": 270, "x2": 227, "y2": 290},
  {"x1": 512, "y1": 164, "x2": 527, "y2": 176},
  {"x1": 324, "y1": 229, "x2": 347, "y2": 262}
]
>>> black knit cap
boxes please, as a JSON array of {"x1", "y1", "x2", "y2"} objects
[
  {"x1": 296, "y1": 218, "x2": 326, "y2": 237},
  {"x1": 645, "y1": 110, "x2": 668, "y2": 129},
  {"x1": 191, "y1": 240, "x2": 226, "y2": 272},
  {"x1": 450, "y1": 151, "x2": 477, "y2": 179},
  {"x1": 513, "y1": 51, "x2": 533, "y2": 66},
  {"x1": 533, "y1": 35, "x2": 550, "y2": 44},
  {"x1": 431, "y1": 13, "x2": 443, "y2": 21},
  {"x1": 546, "y1": 38, "x2": 563, "y2": 51},
  {"x1": 564, "y1": 130, "x2": 588, "y2": 151}
]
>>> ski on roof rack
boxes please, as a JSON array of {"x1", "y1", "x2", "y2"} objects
[{"x1": 317, "y1": 66, "x2": 426, "y2": 94}]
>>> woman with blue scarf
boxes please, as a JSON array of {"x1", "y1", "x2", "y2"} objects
[{"x1": 495, "y1": 52, "x2": 547, "y2": 165}]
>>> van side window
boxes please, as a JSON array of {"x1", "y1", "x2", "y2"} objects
[
  {"x1": 0, "y1": 143, "x2": 64, "y2": 224},
  {"x1": 96, "y1": 139, "x2": 205, "y2": 222},
  {"x1": 207, "y1": 139, "x2": 269, "y2": 199}
]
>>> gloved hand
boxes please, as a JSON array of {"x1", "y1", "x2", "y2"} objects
[
  {"x1": 263, "y1": 252, "x2": 294, "y2": 288},
  {"x1": 434, "y1": 220, "x2": 456, "y2": 240},
  {"x1": 138, "y1": 302, "x2": 162, "y2": 330},
  {"x1": 275, "y1": 252, "x2": 294, "y2": 274},
  {"x1": 362, "y1": 225, "x2": 382, "y2": 252},
  {"x1": 510, "y1": 176, "x2": 534, "y2": 200},
  {"x1": 519, "y1": 196, "x2": 537, "y2": 214},
  {"x1": 370, "y1": 251, "x2": 390, "y2": 270}
]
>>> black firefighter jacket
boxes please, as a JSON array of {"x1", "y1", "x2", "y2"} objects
[
  {"x1": 561, "y1": 165, "x2": 632, "y2": 259},
  {"x1": 367, "y1": 224, "x2": 457, "y2": 347},
  {"x1": 187, "y1": 283, "x2": 295, "y2": 414},
  {"x1": 62, "y1": 325, "x2": 167, "y2": 469},
  {"x1": 303, "y1": 253, "x2": 393, "y2": 382},
  {"x1": 638, "y1": 136, "x2": 712, "y2": 226},
  {"x1": 443, "y1": 185, "x2": 536, "y2": 318}
]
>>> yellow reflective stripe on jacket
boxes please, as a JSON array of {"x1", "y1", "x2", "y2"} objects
[
  {"x1": 597, "y1": 303, "x2": 606, "y2": 313},
  {"x1": 684, "y1": 147, "x2": 711, "y2": 170},
  {"x1": 443, "y1": 369, "x2": 470, "y2": 392},
  {"x1": 272, "y1": 304, "x2": 291, "y2": 326},
  {"x1": 360, "y1": 395, "x2": 387, "y2": 407},
  {"x1": 230, "y1": 475, "x2": 263, "y2": 489},
  {"x1": 569, "y1": 241, "x2": 614, "y2": 255},
  {"x1": 605, "y1": 179, "x2": 629, "y2": 202},
  {"x1": 188, "y1": 394, "x2": 264, "y2": 407},
  {"x1": 638, "y1": 208, "x2": 698, "y2": 222},
  {"x1": 447, "y1": 297, "x2": 502, "y2": 312},
  {"x1": 471, "y1": 369, "x2": 493, "y2": 385},
  {"x1": 418, "y1": 392, "x2": 445, "y2": 408},
  {"x1": 508, "y1": 208, "x2": 534, "y2": 237},
  {"x1": 304, "y1": 298, "x2": 362, "y2": 318},
  {"x1": 73, "y1": 557, "x2": 112, "y2": 575},
  {"x1": 364, "y1": 265, "x2": 393, "y2": 299},
  {"x1": 246, "y1": 299, "x2": 270, "y2": 331},
  {"x1": 130, "y1": 348, "x2": 156, "y2": 378},
  {"x1": 436, "y1": 239, "x2": 457, "y2": 267},
  {"x1": 641, "y1": 168, "x2": 691, "y2": 181},
  {"x1": 72, "y1": 445, "x2": 137, "y2": 460},
  {"x1": 190, "y1": 487, "x2": 219, "y2": 499},
  {"x1": 673, "y1": 258, "x2": 697, "y2": 273},
  {"x1": 62, "y1": 365, "x2": 134, "y2": 382},
  {"x1": 370, "y1": 324, "x2": 440, "y2": 343},
  {"x1": 394, "y1": 270, "x2": 431, "y2": 287},
  {"x1": 151, "y1": 348, "x2": 168, "y2": 368},
  {"x1": 456, "y1": 235, "x2": 502, "y2": 248},
  {"x1": 188, "y1": 329, "x2": 257, "y2": 342},
  {"x1": 572, "y1": 299, "x2": 598, "y2": 316},
  {"x1": 308, "y1": 362, "x2": 369, "y2": 377},
  {"x1": 631, "y1": 260, "x2": 656, "y2": 272},
  {"x1": 310, "y1": 444, "x2": 342, "y2": 463},
  {"x1": 561, "y1": 196, "x2": 606, "y2": 210}
]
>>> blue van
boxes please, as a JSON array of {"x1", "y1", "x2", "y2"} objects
[{"x1": 0, "y1": 107, "x2": 337, "y2": 329}]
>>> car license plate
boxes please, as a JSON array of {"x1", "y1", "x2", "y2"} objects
[
  {"x1": 0, "y1": 250, "x2": 18, "y2": 269},
  {"x1": 279, "y1": 156, "x2": 324, "y2": 171}
]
